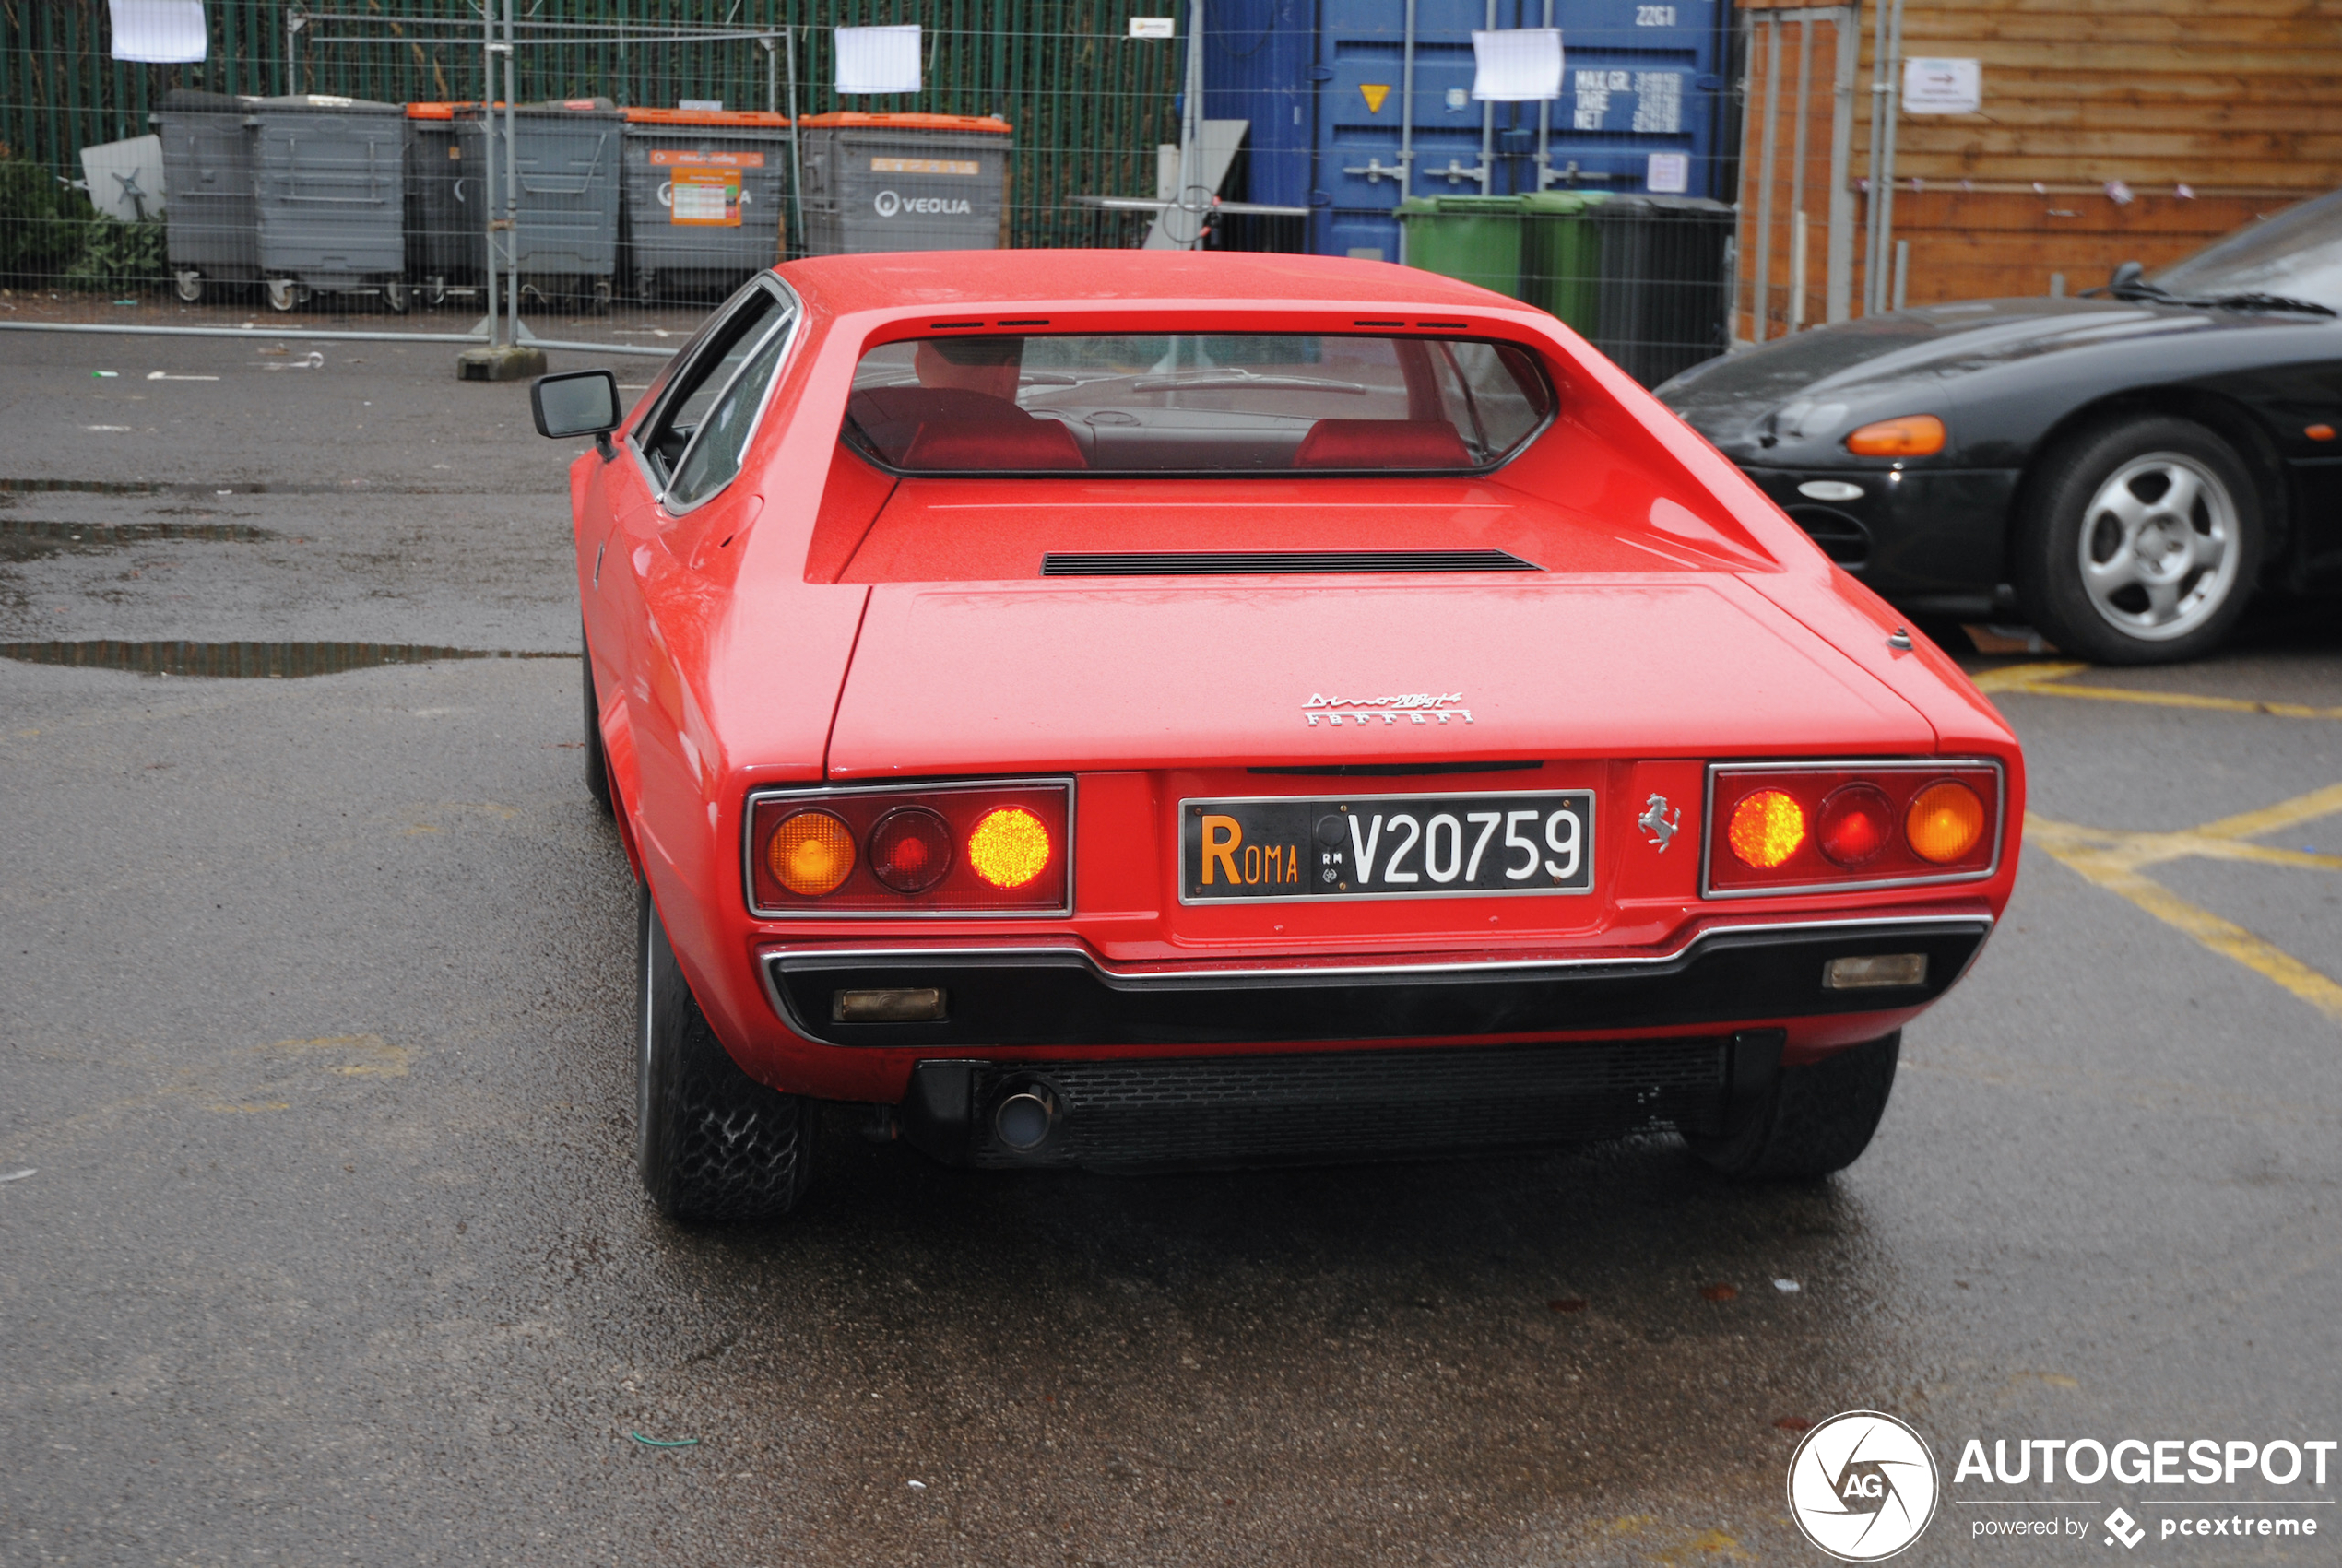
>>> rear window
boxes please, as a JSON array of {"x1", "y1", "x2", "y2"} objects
[{"x1": 843, "y1": 333, "x2": 1553, "y2": 475}]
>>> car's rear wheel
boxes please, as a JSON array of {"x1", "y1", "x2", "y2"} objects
[
  {"x1": 636, "y1": 884, "x2": 816, "y2": 1221},
  {"x1": 581, "y1": 627, "x2": 612, "y2": 816},
  {"x1": 1686, "y1": 1031, "x2": 1899, "y2": 1180},
  {"x1": 2013, "y1": 416, "x2": 2261, "y2": 664}
]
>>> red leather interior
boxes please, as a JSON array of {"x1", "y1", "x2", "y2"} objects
[{"x1": 900, "y1": 417, "x2": 1088, "y2": 470}]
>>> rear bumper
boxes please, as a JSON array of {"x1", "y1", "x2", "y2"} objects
[{"x1": 760, "y1": 915, "x2": 1992, "y2": 1051}]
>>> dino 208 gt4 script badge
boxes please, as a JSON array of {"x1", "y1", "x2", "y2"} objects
[
  {"x1": 1786, "y1": 1410, "x2": 1940, "y2": 1561},
  {"x1": 1303, "y1": 691, "x2": 1472, "y2": 727}
]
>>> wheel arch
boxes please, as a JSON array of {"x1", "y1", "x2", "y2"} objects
[{"x1": 2007, "y1": 385, "x2": 2291, "y2": 577}]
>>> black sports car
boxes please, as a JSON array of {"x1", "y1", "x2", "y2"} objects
[{"x1": 1656, "y1": 190, "x2": 2342, "y2": 663}]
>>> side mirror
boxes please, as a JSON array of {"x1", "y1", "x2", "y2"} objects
[{"x1": 531, "y1": 369, "x2": 622, "y2": 458}]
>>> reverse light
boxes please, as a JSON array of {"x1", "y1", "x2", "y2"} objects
[
  {"x1": 967, "y1": 806, "x2": 1052, "y2": 889},
  {"x1": 1906, "y1": 780, "x2": 1986, "y2": 864},
  {"x1": 746, "y1": 780, "x2": 1071, "y2": 916},
  {"x1": 1824, "y1": 954, "x2": 1929, "y2": 990},
  {"x1": 1706, "y1": 761, "x2": 2002, "y2": 896},
  {"x1": 1844, "y1": 414, "x2": 1946, "y2": 457},
  {"x1": 768, "y1": 808, "x2": 856, "y2": 895},
  {"x1": 1727, "y1": 790, "x2": 1806, "y2": 869}
]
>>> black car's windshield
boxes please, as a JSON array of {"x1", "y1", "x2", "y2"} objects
[{"x1": 2153, "y1": 188, "x2": 2342, "y2": 311}]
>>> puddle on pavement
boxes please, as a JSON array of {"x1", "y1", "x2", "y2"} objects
[
  {"x1": 1, "y1": 641, "x2": 574, "y2": 678},
  {"x1": 0, "y1": 518, "x2": 274, "y2": 560}
]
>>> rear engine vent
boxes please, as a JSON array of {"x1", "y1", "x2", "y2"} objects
[{"x1": 1041, "y1": 548, "x2": 1540, "y2": 576}]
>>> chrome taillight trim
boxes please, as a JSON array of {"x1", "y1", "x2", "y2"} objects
[
  {"x1": 742, "y1": 776, "x2": 1076, "y2": 919},
  {"x1": 1699, "y1": 757, "x2": 2007, "y2": 900}
]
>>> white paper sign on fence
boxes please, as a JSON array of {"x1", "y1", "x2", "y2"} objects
[
  {"x1": 1902, "y1": 57, "x2": 1981, "y2": 114},
  {"x1": 835, "y1": 26, "x2": 922, "y2": 96},
  {"x1": 1129, "y1": 17, "x2": 1177, "y2": 39},
  {"x1": 109, "y1": 0, "x2": 207, "y2": 64},
  {"x1": 1471, "y1": 29, "x2": 1564, "y2": 102}
]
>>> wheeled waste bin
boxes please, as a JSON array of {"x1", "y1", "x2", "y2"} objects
[
  {"x1": 619, "y1": 108, "x2": 794, "y2": 301},
  {"x1": 798, "y1": 112, "x2": 1011, "y2": 255},
  {"x1": 1396, "y1": 195, "x2": 1526, "y2": 300},
  {"x1": 1518, "y1": 190, "x2": 1609, "y2": 339},
  {"x1": 154, "y1": 88, "x2": 259, "y2": 303},
  {"x1": 1584, "y1": 195, "x2": 1734, "y2": 387},
  {"x1": 246, "y1": 94, "x2": 409, "y2": 312},
  {"x1": 404, "y1": 100, "x2": 623, "y2": 307}
]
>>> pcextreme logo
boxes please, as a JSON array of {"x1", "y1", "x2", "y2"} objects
[{"x1": 1788, "y1": 1411, "x2": 1942, "y2": 1561}]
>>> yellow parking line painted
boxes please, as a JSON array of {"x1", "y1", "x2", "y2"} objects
[
  {"x1": 2027, "y1": 781, "x2": 2342, "y2": 1022},
  {"x1": 1972, "y1": 661, "x2": 2342, "y2": 720}
]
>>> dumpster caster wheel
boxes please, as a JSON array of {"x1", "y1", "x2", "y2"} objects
[
  {"x1": 173, "y1": 270, "x2": 203, "y2": 304},
  {"x1": 383, "y1": 277, "x2": 411, "y2": 314},
  {"x1": 424, "y1": 275, "x2": 447, "y2": 309},
  {"x1": 592, "y1": 277, "x2": 613, "y2": 312},
  {"x1": 635, "y1": 270, "x2": 657, "y2": 305},
  {"x1": 266, "y1": 278, "x2": 297, "y2": 312}
]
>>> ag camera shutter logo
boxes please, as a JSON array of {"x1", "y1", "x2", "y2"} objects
[{"x1": 1787, "y1": 1411, "x2": 1941, "y2": 1561}]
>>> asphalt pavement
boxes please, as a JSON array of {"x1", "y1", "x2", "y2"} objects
[{"x1": 2, "y1": 323, "x2": 2338, "y2": 1566}]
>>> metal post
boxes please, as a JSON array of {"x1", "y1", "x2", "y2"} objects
[
  {"x1": 1478, "y1": 0, "x2": 1496, "y2": 196},
  {"x1": 285, "y1": 11, "x2": 299, "y2": 97},
  {"x1": 1729, "y1": 13, "x2": 1757, "y2": 343},
  {"x1": 1790, "y1": 18, "x2": 1813, "y2": 329},
  {"x1": 1891, "y1": 236, "x2": 1908, "y2": 310},
  {"x1": 1862, "y1": 0, "x2": 1887, "y2": 316},
  {"x1": 787, "y1": 28, "x2": 804, "y2": 262},
  {"x1": 504, "y1": 0, "x2": 520, "y2": 346},
  {"x1": 481, "y1": 10, "x2": 501, "y2": 349},
  {"x1": 1400, "y1": 0, "x2": 1418, "y2": 198},
  {"x1": 1874, "y1": 0, "x2": 1906, "y2": 314},
  {"x1": 1533, "y1": 0, "x2": 1553, "y2": 190},
  {"x1": 1825, "y1": 5, "x2": 1858, "y2": 323},
  {"x1": 1752, "y1": 18, "x2": 1780, "y2": 344}
]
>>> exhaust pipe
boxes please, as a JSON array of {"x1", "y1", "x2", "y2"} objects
[{"x1": 991, "y1": 1083, "x2": 1060, "y2": 1153}]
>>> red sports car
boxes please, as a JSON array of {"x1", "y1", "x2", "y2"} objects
[{"x1": 531, "y1": 251, "x2": 2024, "y2": 1221}]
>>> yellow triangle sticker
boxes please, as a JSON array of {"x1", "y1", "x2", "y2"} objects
[{"x1": 1361, "y1": 83, "x2": 1392, "y2": 113}]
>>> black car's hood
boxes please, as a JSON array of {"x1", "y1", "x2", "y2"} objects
[{"x1": 1656, "y1": 297, "x2": 2291, "y2": 449}]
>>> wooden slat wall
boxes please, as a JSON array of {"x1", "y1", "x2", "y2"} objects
[{"x1": 1737, "y1": 0, "x2": 2342, "y2": 313}]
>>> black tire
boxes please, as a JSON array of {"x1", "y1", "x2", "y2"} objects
[
  {"x1": 581, "y1": 627, "x2": 612, "y2": 817},
  {"x1": 636, "y1": 885, "x2": 817, "y2": 1221},
  {"x1": 2012, "y1": 416, "x2": 2262, "y2": 665},
  {"x1": 1687, "y1": 1032, "x2": 1900, "y2": 1181}
]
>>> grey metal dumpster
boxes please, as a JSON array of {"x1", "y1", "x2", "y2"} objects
[
  {"x1": 247, "y1": 94, "x2": 408, "y2": 312},
  {"x1": 798, "y1": 112, "x2": 1011, "y2": 255},
  {"x1": 154, "y1": 88, "x2": 258, "y2": 303},
  {"x1": 402, "y1": 100, "x2": 623, "y2": 308},
  {"x1": 620, "y1": 108, "x2": 793, "y2": 302}
]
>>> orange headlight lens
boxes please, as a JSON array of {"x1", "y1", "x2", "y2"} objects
[
  {"x1": 1727, "y1": 789, "x2": 1807, "y2": 869},
  {"x1": 966, "y1": 805, "x2": 1052, "y2": 889},
  {"x1": 1905, "y1": 780, "x2": 1985, "y2": 864},
  {"x1": 767, "y1": 808, "x2": 857, "y2": 896},
  {"x1": 1843, "y1": 413, "x2": 1946, "y2": 457}
]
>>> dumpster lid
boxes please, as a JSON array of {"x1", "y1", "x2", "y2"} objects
[
  {"x1": 798, "y1": 112, "x2": 1011, "y2": 134},
  {"x1": 160, "y1": 88, "x2": 258, "y2": 112},
  {"x1": 247, "y1": 93, "x2": 403, "y2": 113},
  {"x1": 622, "y1": 107, "x2": 791, "y2": 128},
  {"x1": 409, "y1": 99, "x2": 622, "y2": 119},
  {"x1": 1520, "y1": 190, "x2": 1609, "y2": 213}
]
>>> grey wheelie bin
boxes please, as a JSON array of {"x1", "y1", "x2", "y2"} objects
[
  {"x1": 403, "y1": 100, "x2": 622, "y2": 308},
  {"x1": 798, "y1": 112, "x2": 1011, "y2": 254},
  {"x1": 620, "y1": 108, "x2": 793, "y2": 301},
  {"x1": 154, "y1": 88, "x2": 259, "y2": 303},
  {"x1": 404, "y1": 100, "x2": 484, "y2": 305},
  {"x1": 247, "y1": 95, "x2": 409, "y2": 312}
]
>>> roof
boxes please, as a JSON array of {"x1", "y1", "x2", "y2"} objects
[{"x1": 775, "y1": 249, "x2": 1530, "y2": 316}]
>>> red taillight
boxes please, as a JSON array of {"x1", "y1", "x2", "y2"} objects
[
  {"x1": 1706, "y1": 763, "x2": 2000, "y2": 895},
  {"x1": 1816, "y1": 784, "x2": 1894, "y2": 867},
  {"x1": 747, "y1": 781, "x2": 1070, "y2": 915}
]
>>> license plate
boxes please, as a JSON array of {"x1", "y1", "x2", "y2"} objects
[{"x1": 1179, "y1": 790, "x2": 1595, "y2": 903}]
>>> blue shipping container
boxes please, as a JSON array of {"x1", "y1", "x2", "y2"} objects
[{"x1": 1204, "y1": 0, "x2": 1727, "y2": 263}]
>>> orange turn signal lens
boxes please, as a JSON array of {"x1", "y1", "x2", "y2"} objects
[
  {"x1": 768, "y1": 808, "x2": 857, "y2": 896},
  {"x1": 1905, "y1": 781, "x2": 1985, "y2": 864},
  {"x1": 1727, "y1": 789, "x2": 1807, "y2": 869},
  {"x1": 1844, "y1": 414, "x2": 1946, "y2": 457},
  {"x1": 966, "y1": 806, "x2": 1052, "y2": 889}
]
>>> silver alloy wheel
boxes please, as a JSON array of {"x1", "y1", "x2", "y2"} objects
[{"x1": 2076, "y1": 450, "x2": 2240, "y2": 642}]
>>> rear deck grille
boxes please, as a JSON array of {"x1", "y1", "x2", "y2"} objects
[
  {"x1": 964, "y1": 1036, "x2": 1729, "y2": 1170},
  {"x1": 1041, "y1": 548, "x2": 1540, "y2": 576}
]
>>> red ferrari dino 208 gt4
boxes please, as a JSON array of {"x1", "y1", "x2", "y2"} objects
[{"x1": 532, "y1": 250, "x2": 2024, "y2": 1220}]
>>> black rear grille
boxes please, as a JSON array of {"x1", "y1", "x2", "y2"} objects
[
  {"x1": 1041, "y1": 548, "x2": 1539, "y2": 576},
  {"x1": 963, "y1": 1036, "x2": 1728, "y2": 1170}
]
